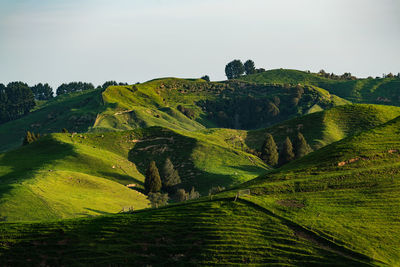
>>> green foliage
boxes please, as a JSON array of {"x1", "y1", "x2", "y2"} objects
[
  {"x1": 293, "y1": 132, "x2": 312, "y2": 159},
  {"x1": 56, "y1": 82, "x2": 95, "y2": 95},
  {"x1": 162, "y1": 158, "x2": 181, "y2": 191},
  {"x1": 22, "y1": 131, "x2": 40, "y2": 145},
  {"x1": 278, "y1": 137, "x2": 294, "y2": 166},
  {"x1": 225, "y1": 59, "x2": 244, "y2": 79},
  {"x1": 31, "y1": 83, "x2": 54, "y2": 100},
  {"x1": 0, "y1": 82, "x2": 35, "y2": 123},
  {"x1": 261, "y1": 133, "x2": 278, "y2": 166},
  {"x1": 148, "y1": 192, "x2": 169, "y2": 208},
  {"x1": 145, "y1": 161, "x2": 162, "y2": 194},
  {"x1": 244, "y1": 59, "x2": 256, "y2": 75}
]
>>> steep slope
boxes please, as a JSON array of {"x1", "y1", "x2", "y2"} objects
[
  {"x1": 0, "y1": 126, "x2": 267, "y2": 221},
  {"x1": 95, "y1": 78, "x2": 350, "y2": 132},
  {"x1": 239, "y1": 115, "x2": 400, "y2": 265},
  {"x1": 240, "y1": 69, "x2": 400, "y2": 105},
  {"x1": 0, "y1": 89, "x2": 105, "y2": 152}
]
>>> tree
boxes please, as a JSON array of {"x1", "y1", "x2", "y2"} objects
[
  {"x1": 56, "y1": 82, "x2": 95, "y2": 96},
  {"x1": 31, "y1": 83, "x2": 53, "y2": 100},
  {"x1": 145, "y1": 161, "x2": 162, "y2": 194},
  {"x1": 188, "y1": 187, "x2": 200, "y2": 200},
  {"x1": 208, "y1": 186, "x2": 225, "y2": 196},
  {"x1": 201, "y1": 75, "x2": 210, "y2": 82},
  {"x1": 162, "y1": 158, "x2": 181, "y2": 191},
  {"x1": 102, "y1": 81, "x2": 118, "y2": 90},
  {"x1": 22, "y1": 131, "x2": 40, "y2": 146},
  {"x1": 225, "y1": 60, "x2": 244, "y2": 79},
  {"x1": 293, "y1": 132, "x2": 312, "y2": 159},
  {"x1": 260, "y1": 133, "x2": 279, "y2": 166},
  {"x1": 5, "y1": 82, "x2": 35, "y2": 120},
  {"x1": 278, "y1": 137, "x2": 295, "y2": 166},
  {"x1": 176, "y1": 189, "x2": 188, "y2": 202},
  {"x1": 244, "y1": 60, "x2": 256, "y2": 75},
  {"x1": 148, "y1": 193, "x2": 169, "y2": 208}
]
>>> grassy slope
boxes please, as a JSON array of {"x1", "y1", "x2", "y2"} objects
[
  {"x1": 238, "y1": 115, "x2": 400, "y2": 265},
  {"x1": 0, "y1": 200, "x2": 373, "y2": 266},
  {"x1": 0, "y1": 89, "x2": 105, "y2": 152},
  {"x1": 0, "y1": 126, "x2": 268, "y2": 221},
  {"x1": 240, "y1": 69, "x2": 400, "y2": 104}
]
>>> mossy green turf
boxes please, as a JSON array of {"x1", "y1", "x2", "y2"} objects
[
  {"x1": 0, "y1": 200, "x2": 375, "y2": 266},
  {"x1": 0, "y1": 126, "x2": 268, "y2": 221},
  {"x1": 237, "y1": 115, "x2": 400, "y2": 265},
  {"x1": 240, "y1": 69, "x2": 400, "y2": 104}
]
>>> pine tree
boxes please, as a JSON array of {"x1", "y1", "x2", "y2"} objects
[
  {"x1": 278, "y1": 137, "x2": 295, "y2": 166},
  {"x1": 162, "y1": 158, "x2": 181, "y2": 191},
  {"x1": 261, "y1": 133, "x2": 278, "y2": 166},
  {"x1": 145, "y1": 161, "x2": 162, "y2": 194},
  {"x1": 293, "y1": 132, "x2": 312, "y2": 159}
]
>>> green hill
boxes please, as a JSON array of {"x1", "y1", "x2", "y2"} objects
[
  {"x1": 0, "y1": 126, "x2": 267, "y2": 221},
  {"x1": 238, "y1": 115, "x2": 400, "y2": 265},
  {"x1": 240, "y1": 69, "x2": 400, "y2": 105},
  {"x1": 0, "y1": 77, "x2": 350, "y2": 152}
]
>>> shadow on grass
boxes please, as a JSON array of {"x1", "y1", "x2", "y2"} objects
[
  {"x1": 127, "y1": 127, "x2": 264, "y2": 195},
  {"x1": 0, "y1": 137, "x2": 77, "y2": 200},
  {"x1": 98, "y1": 171, "x2": 143, "y2": 186}
]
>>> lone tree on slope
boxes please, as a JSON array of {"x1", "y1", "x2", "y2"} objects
[
  {"x1": 279, "y1": 137, "x2": 295, "y2": 166},
  {"x1": 145, "y1": 161, "x2": 162, "y2": 194},
  {"x1": 162, "y1": 158, "x2": 181, "y2": 192},
  {"x1": 293, "y1": 132, "x2": 313, "y2": 159},
  {"x1": 244, "y1": 60, "x2": 256, "y2": 75},
  {"x1": 225, "y1": 60, "x2": 244, "y2": 79},
  {"x1": 261, "y1": 133, "x2": 279, "y2": 166}
]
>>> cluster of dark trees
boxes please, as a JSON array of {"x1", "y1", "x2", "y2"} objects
[
  {"x1": 317, "y1": 70, "x2": 357, "y2": 80},
  {"x1": 31, "y1": 83, "x2": 54, "y2": 100},
  {"x1": 145, "y1": 158, "x2": 200, "y2": 207},
  {"x1": 225, "y1": 59, "x2": 266, "y2": 79},
  {"x1": 56, "y1": 82, "x2": 95, "y2": 95},
  {"x1": 260, "y1": 132, "x2": 312, "y2": 166},
  {"x1": 0, "y1": 82, "x2": 36, "y2": 123}
]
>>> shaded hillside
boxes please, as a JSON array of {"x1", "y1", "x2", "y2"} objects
[
  {"x1": 0, "y1": 199, "x2": 374, "y2": 266},
  {"x1": 0, "y1": 126, "x2": 267, "y2": 221},
  {"x1": 240, "y1": 69, "x2": 400, "y2": 105},
  {"x1": 0, "y1": 89, "x2": 105, "y2": 152},
  {"x1": 239, "y1": 115, "x2": 400, "y2": 265}
]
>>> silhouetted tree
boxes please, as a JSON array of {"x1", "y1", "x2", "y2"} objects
[
  {"x1": 145, "y1": 161, "x2": 162, "y2": 194},
  {"x1": 101, "y1": 81, "x2": 118, "y2": 90},
  {"x1": 162, "y1": 158, "x2": 181, "y2": 191},
  {"x1": 225, "y1": 60, "x2": 244, "y2": 79},
  {"x1": 244, "y1": 60, "x2": 256, "y2": 75},
  {"x1": 56, "y1": 82, "x2": 95, "y2": 95},
  {"x1": 279, "y1": 137, "x2": 295, "y2": 166},
  {"x1": 201, "y1": 75, "x2": 210, "y2": 82},
  {"x1": 293, "y1": 132, "x2": 312, "y2": 159},
  {"x1": 31, "y1": 83, "x2": 53, "y2": 100},
  {"x1": 261, "y1": 133, "x2": 278, "y2": 166},
  {"x1": 22, "y1": 131, "x2": 40, "y2": 146}
]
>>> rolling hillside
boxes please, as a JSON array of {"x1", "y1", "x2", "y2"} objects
[
  {"x1": 3, "y1": 114, "x2": 400, "y2": 264},
  {"x1": 0, "y1": 126, "x2": 267, "y2": 221},
  {"x1": 239, "y1": 69, "x2": 400, "y2": 105},
  {"x1": 0, "y1": 77, "x2": 350, "y2": 152}
]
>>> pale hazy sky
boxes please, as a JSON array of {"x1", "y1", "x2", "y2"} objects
[{"x1": 0, "y1": 0, "x2": 399, "y2": 88}]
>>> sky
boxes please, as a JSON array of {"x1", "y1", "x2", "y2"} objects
[{"x1": 0, "y1": 0, "x2": 399, "y2": 88}]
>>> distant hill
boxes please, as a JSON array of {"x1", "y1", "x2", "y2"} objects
[
  {"x1": 0, "y1": 77, "x2": 350, "y2": 152},
  {"x1": 239, "y1": 68, "x2": 400, "y2": 105}
]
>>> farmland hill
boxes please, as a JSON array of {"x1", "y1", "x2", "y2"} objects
[
  {"x1": 2, "y1": 115, "x2": 400, "y2": 264},
  {"x1": 0, "y1": 76, "x2": 350, "y2": 152},
  {"x1": 239, "y1": 68, "x2": 400, "y2": 105}
]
